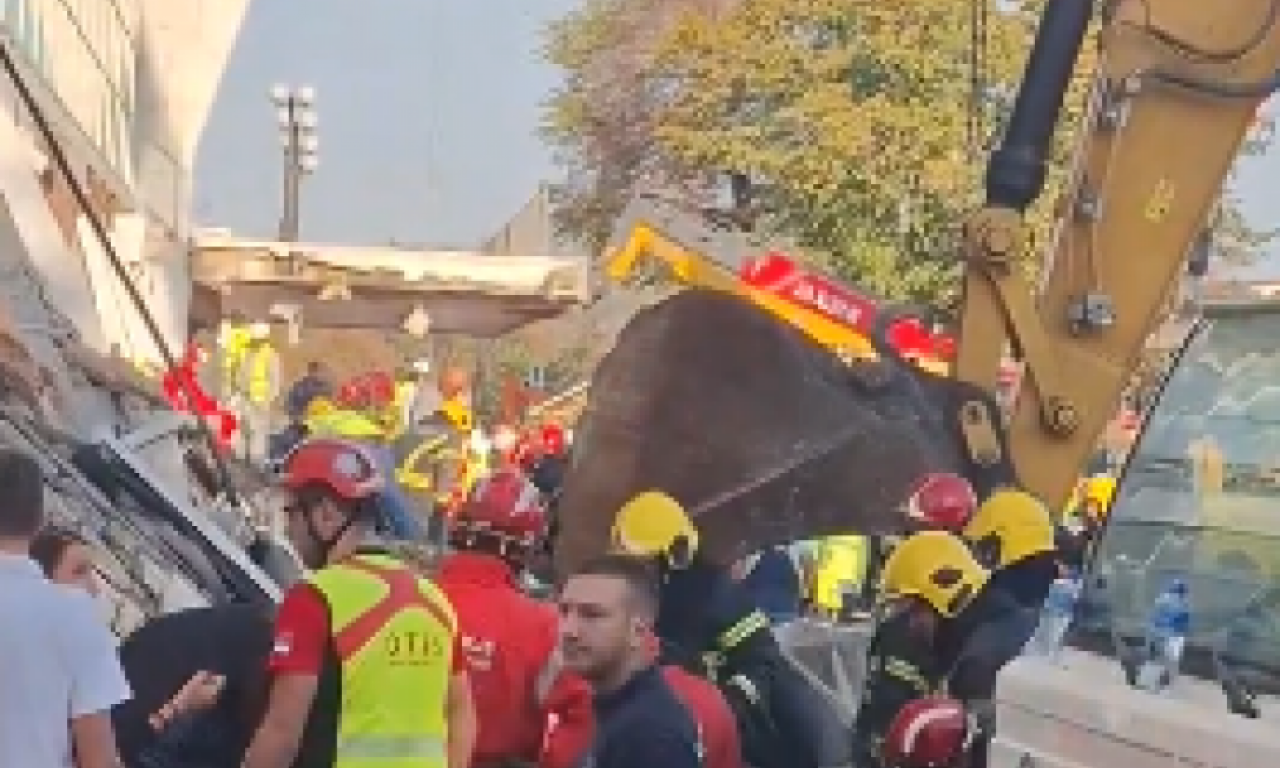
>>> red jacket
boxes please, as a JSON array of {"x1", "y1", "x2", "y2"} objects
[
  {"x1": 436, "y1": 553, "x2": 593, "y2": 767},
  {"x1": 540, "y1": 664, "x2": 743, "y2": 768},
  {"x1": 662, "y1": 666, "x2": 743, "y2": 768}
]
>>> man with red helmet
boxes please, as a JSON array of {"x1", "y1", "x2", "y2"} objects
[
  {"x1": 853, "y1": 533, "x2": 1031, "y2": 768},
  {"x1": 882, "y1": 696, "x2": 974, "y2": 768},
  {"x1": 243, "y1": 438, "x2": 477, "y2": 768},
  {"x1": 859, "y1": 473, "x2": 978, "y2": 615},
  {"x1": 435, "y1": 467, "x2": 593, "y2": 768},
  {"x1": 904, "y1": 473, "x2": 977, "y2": 533}
]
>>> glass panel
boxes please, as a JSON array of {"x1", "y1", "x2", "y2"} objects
[{"x1": 1079, "y1": 307, "x2": 1280, "y2": 691}]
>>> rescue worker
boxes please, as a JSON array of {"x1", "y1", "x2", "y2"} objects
[
  {"x1": 859, "y1": 472, "x2": 977, "y2": 611},
  {"x1": 612, "y1": 491, "x2": 851, "y2": 768},
  {"x1": 854, "y1": 531, "x2": 1033, "y2": 768},
  {"x1": 238, "y1": 322, "x2": 281, "y2": 465},
  {"x1": 243, "y1": 438, "x2": 477, "y2": 768},
  {"x1": 960, "y1": 488, "x2": 1059, "y2": 611},
  {"x1": 881, "y1": 697, "x2": 974, "y2": 768},
  {"x1": 903, "y1": 473, "x2": 977, "y2": 533},
  {"x1": 1059, "y1": 477, "x2": 1113, "y2": 569},
  {"x1": 435, "y1": 468, "x2": 594, "y2": 768}
]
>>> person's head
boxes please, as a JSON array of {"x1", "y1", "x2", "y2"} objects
[
  {"x1": 450, "y1": 468, "x2": 547, "y2": 568},
  {"x1": 961, "y1": 488, "x2": 1056, "y2": 571},
  {"x1": 277, "y1": 439, "x2": 384, "y2": 568},
  {"x1": 883, "y1": 696, "x2": 974, "y2": 768},
  {"x1": 30, "y1": 527, "x2": 98, "y2": 595},
  {"x1": 903, "y1": 472, "x2": 977, "y2": 533},
  {"x1": 0, "y1": 448, "x2": 45, "y2": 549},
  {"x1": 610, "y1": 490, "x2": 698, "y2": 570},
  {"x1": 880, "y1": 531, "x2": 988, "y2": 635},
  {"x1": 558, "y1": 554, "x2": 660, "y2": 689},
  {"x1": 307, "y1": 361, "x2": 325, "y2": 378}
]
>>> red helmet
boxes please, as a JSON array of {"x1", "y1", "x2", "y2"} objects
[
  {"x1": 883, "y1": 696, "x2": 972, "y2": 768},
  {"x1": 454, "y1": 468, "x2": 547, "y2": 544},
  {"x1": 541, "y1": 424, "x2": 567, "y2": 455},
  {"x1": 513, "y1": 435, "x2": 541, "y2": 469},
  {"x1": 904, "y1": 472, "x2": 977, "y2": 532},
  {"x1": 279, "y1": 438, "x2": 384, "y2": 501},
  {"x1": 336, "y1": 378, "x2": 367, "y2": 409},
  {"x1": 366, "y1": 371, "x2": 395, "y2": 408}
]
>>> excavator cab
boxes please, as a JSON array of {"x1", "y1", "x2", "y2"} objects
[{"x1": 1078, "y1": 298, "x2": 1280, "y2": 702}]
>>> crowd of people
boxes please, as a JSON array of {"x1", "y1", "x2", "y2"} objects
[{"x1": 0, "y1": 410, "x2": 1103, "y2": 768}]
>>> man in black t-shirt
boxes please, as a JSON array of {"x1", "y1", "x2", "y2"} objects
[
  {"x1": 558, "y1": 554, "x2": 703, "y2": 768},
  {"x1": 114, "y1": 604, "x2": 274, "y2": 768}
]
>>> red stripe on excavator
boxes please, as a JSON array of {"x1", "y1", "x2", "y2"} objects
[{"x1": 332, "y1": 558, "x2": 453, "y2": 661}]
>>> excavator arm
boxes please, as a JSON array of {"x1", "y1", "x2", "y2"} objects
[
  {"x1": 954, "y1": 0, "x2": 1280, "y2": 510},
  {"x1": 605, "y1": 193, "x2": 879, "y2": 360},
  {"x1": 553, "y1": 0, "x2": 1280, "y2": 569}
]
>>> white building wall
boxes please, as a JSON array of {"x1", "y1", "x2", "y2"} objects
[{"x1": 0, "y1": 0, "x2": 249, "y2": 369}]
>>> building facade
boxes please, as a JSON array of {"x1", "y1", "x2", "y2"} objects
[{"x1": 0, "y1": 0, "x2": 249, "y2": 380}]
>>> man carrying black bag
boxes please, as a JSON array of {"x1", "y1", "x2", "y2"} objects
[{"x1": 114, "y1": 604, "x2": 274, "y2": 768}]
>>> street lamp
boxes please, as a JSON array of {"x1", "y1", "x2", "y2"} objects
[{"x1": 271, "y1": 84, "x2": 318, "y2": 242}]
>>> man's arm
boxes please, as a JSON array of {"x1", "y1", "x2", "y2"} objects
[
  {"x1": 64, "y1": 593, "x2": 131, "y2": 768},
  {"x1": 242, "y1": 585, "x2": 328, "y2": 768},
  {"x1": 241, "y1": 675, "x2": 320, "y2": 768},
  {"x1": 71, "y1": 712, "x2": 124, "y2": 768},
  {"x1": 445, "y1": 670, "x2": 477, "y2": 768}
]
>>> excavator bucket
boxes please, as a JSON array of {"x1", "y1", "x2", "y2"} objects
[{"x1": 553, "y1": 288, "x2": 1007, "y2": 572}]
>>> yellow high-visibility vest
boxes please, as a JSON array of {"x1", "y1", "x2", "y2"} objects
[
  {"x1": 309, "y1": 553, "x2": 456, "y2": 768},
  {"x1": 812, "y1": 536, "x2": 866, "y2": 612},
  {"x1": 307, "y1": 409, "x2": 386, "y2": 440},
  {"x1": 247, "y1": 346, "x2": 275, "y2": 404},
  {"x1": 220, "y1": 325, "x2": 251, "y2": 387}
]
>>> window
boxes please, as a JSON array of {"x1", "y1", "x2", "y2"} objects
[{"x1": 1080, "y1": 307, "x2": 1280, "y2": 689}]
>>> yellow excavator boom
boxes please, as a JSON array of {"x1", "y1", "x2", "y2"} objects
[{"x1": 952, "y1": 0, "x2": 1280, "y2": 509}]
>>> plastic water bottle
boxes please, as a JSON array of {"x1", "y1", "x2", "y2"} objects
[
  {"x1": 1028, "y1": 570, "x2": 1080, "y2": 662},
  {"x1": 1137, "y1": 578, "x2": 1191, "y2": 693}
]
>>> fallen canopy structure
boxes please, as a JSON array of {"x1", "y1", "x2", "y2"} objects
[{"x1": 553, "y1": 288, "x2": 1006, "y2": 574}]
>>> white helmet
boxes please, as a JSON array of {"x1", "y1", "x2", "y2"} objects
[
  {"x1": 411, "y1": 359, "x2": 432, "y2": 374},
  {"x1": 249, "y1": 321, "x2": 271, "y2": 340}
]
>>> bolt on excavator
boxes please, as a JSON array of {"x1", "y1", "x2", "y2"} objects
[{"x1": 554, "y1": 0, "x2": 1280, "y2": 764}]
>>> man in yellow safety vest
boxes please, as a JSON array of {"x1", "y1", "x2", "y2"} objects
[
  {"x1": 242, "y1": 438, "x2": 477, "y2": 768},
  {"x1": 237, "y1": 322, "x2": 281, "y2": 465}
]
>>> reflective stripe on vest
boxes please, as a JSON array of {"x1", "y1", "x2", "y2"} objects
[
  {"x1": 309, "y1": 555, "x2": 457, "y2": 768},
  {"x1": 248, "y1": 347, "x2": 274, "y2": 404},
  {"x1": 717, "y1": 609, "x2": 769, "y2": 650}
]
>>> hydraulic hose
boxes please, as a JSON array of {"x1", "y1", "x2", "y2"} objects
[{"x1": 0, "y1": 40, "x2": 243, "y2": 506}]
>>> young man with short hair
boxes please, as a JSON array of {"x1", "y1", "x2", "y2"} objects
[
  {"x1": 557, "y1": 554, "x2": 702, "y2": 768},
  {"x1": 0, "y1": 448, "x2": 131, "y2": 768}
]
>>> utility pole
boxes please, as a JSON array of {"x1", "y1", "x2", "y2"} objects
[{"x1": 270, "y1": 84, "x2": 318, "y2": 242}]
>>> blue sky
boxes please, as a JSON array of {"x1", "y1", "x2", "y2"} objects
[
  {"x1": 194, "y1": 0, "x2": 580, "y2": 247},
  {"x1": 193, "y1": 1, "x2": 1280, "y2": 276}
]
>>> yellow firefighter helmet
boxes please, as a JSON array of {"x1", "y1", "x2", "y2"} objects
[
  {"x1": 880, "y1": 531, "x2": 988, "y2": 618},
  {"x1": 440, "y1": 399, "x2": 473, "y2": 433},
  {"x1": 962, "y1": 488, "x2": 1057, "y2": 570},
  {"x1": 612, "y1": 491, "x2": 698, "y2": 566}
]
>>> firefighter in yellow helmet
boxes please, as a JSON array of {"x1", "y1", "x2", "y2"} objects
[
  {"x1": 857, "y1": 531, "x2": 1034, "y2": 768},
  {"x1": 612, "y1": 491, "x2": 851, "y2": 768},
  {"x1": 961, "y1": 488, "x2": 1060, "y2": 612}
]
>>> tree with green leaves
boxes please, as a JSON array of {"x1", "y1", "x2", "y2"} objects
[{"x1": 543, "y1": 0, "x2": 1270, "y2": 311}]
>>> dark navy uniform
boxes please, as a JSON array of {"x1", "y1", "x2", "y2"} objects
[
  {"x1": 580, "y1": 665, "x2": 702, "y2": 768},
  {"x1": 657, "y1": 557, "x2": 849, "y2": 768},
  {"x1": 854, "y1": 586, "x2": 1034, "y2": 768},
  {"x1": 853, "y1": 610, "x2": 942, "y2": 767}
]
